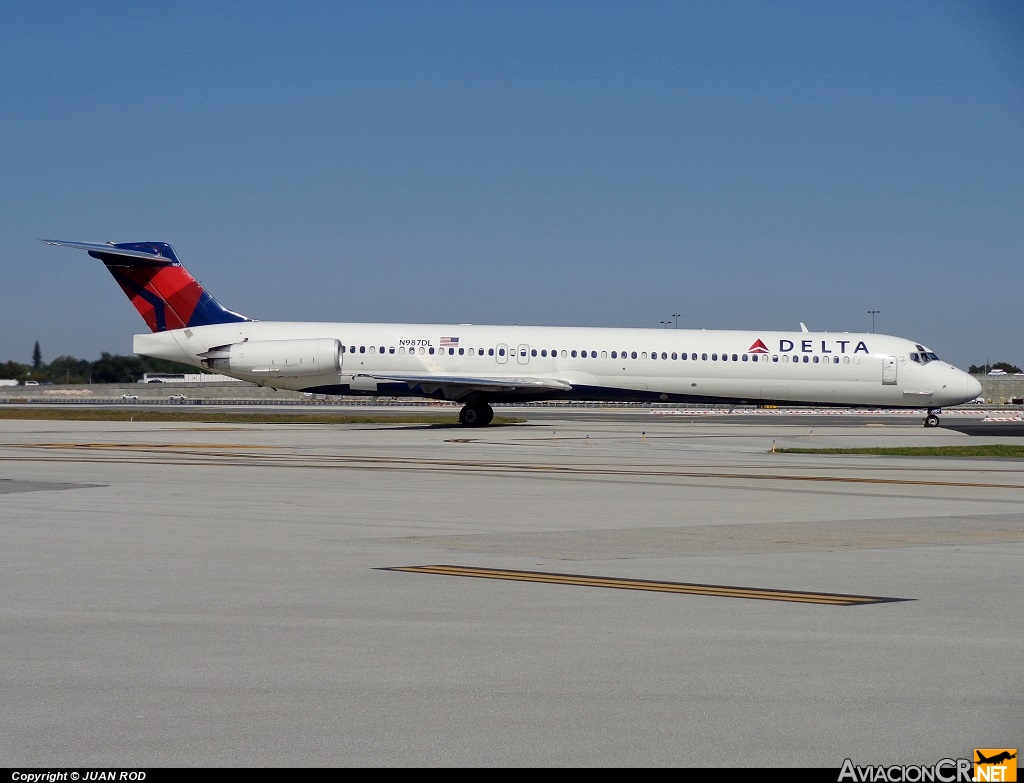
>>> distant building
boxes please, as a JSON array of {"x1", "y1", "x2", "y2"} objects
[{"x1": 140, "y1": 373, "x2": 237, "y2": 383}]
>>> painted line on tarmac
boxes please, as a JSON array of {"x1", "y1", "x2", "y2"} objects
[
  {"x1": 5, "y1": 445, "x2": 1024, "y2": 489},
  {"x1": 382, "y1": 565, "x2": 910, "y2": 605}
]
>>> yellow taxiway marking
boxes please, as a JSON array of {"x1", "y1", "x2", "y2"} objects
[{"x1": 382, "y1": 565, "x2": 909, "y2": 605}]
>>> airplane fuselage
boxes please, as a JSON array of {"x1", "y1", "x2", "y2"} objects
[
  {"x1": 135, "y1": 321, "x2": 980, "y2": 409},
  {"x1": 42, "y1": 238, "x2": 982, "y2": 427}
]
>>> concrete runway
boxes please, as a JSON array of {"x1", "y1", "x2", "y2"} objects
[{"x1": 1, "y1": 411, "x2": 1021, "y2": 767}]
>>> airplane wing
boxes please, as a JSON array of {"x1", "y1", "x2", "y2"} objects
[{"x1": 361, "y1": 372, "x2": 572, "y2": 393}]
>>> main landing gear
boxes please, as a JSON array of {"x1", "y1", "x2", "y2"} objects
[
  {"x1": 459, "y1": 402, "x2": 494, "y2": 427},
  {"x1": 923, "y1": 408, "x2": 941, "y2": 428}
]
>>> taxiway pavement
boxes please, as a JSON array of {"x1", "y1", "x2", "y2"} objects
[{"x1": 1, "y1": 413, "x2": 1021, "y2": 767}]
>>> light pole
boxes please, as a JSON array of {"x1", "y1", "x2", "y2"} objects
[
  {"x1": 672, "y1": 312, "x2": 681, "y2": 329},
  {"x1": 660, "y1": 320, "x2": 671, "y2": 329},
  {"x1": 868, "y1": 309, "x2": 880, "y2": 333}
]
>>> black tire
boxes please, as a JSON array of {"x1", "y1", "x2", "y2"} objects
[
  {"x1": 924, "y1": 415, "x2": 940, "y2": 428},
  {"x1": 459, "y1": 403, "x2": 494, "y2": 427},
  {"x1": 459, "y1": 405, "x2": 482, "y2": 427}
]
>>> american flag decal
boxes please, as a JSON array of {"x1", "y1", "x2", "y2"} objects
[{"x1": 440, "y1": 336, "x2": 459, "y2": 347}]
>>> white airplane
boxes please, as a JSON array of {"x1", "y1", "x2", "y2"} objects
[{"x1": 44, "y1": 239, "x2": 981, "y2": 427}]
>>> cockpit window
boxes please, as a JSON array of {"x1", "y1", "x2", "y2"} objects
[
  {"x1": 910, "y1": 353, "x2": 921, "y2": 363},
  {"x1": 911, "y1": 351, "x2": 940, "y2": 364}
]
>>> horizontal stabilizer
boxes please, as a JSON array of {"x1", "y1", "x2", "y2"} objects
[{"x1": 42, "y1": 240, "x2": 179, "y2": 263}]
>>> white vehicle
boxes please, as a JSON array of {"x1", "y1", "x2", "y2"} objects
[
  {"x1": 120, "y1": 393, "x2": 139, "y2": 402},
  {"x1": 168, "y1": 393, "x2": 188, "y2": 402},
  {"x1": 988, "y1": 369, "x2": 1008, "y2": 376},
  {"x1": 45, "y1": 239, "x2": 982, "y2": 428}
]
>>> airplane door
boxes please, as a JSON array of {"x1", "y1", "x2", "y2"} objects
[
  {"x1": 496, "y1": 343, "x2": 509, "y2": 365},
  {"x1": 881, "y1": 355, "x2": 897, "y2": 385},
  {"x1": 516, "y1": 344, "x2": 530, "y2": 365}
]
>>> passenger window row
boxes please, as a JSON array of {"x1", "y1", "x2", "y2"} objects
[{"x1": 342, "y1": 344, "x2": 856, "y2": 364}]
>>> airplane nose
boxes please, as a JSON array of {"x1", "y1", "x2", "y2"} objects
[{"x1": 967, "y1": 374, "x2": 982, "y2": 400}]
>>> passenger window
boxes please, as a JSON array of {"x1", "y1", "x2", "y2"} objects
[
  {"x1": 459, "y1": 348, "x2": 465, "y2": 355},
  {"x1": 571, "y1": 350, "x2": 577, "y2": 358},
  {"x1": 531, "y1": 349, "x2": 537, "y2": 357},
  {"x1": 601, "y1": 351, "x2": 607, "y2": 359},
  {"x1": 712, "y1": 354, "x2": 718, "y2": 361},
  {"x1": 488, "y1": 348, "x2": 494, "y2": 356},
  {"x1": 541, "y1": 349, "x2": 548, "y2": 357},
  {"x1": 702, "y1": 353, "x2": 707, "y2": 360},
  {"x1": 359, "y1": 346, "x2": 366, "y2": 354},
  {"x1": 742, "y1": 354, "x2": 748, "y2": 362},
  {"x1": 418, "y1": 347, "x2": 425, "y2": 355},
  {"x1": 498, "y1": 348, "x2": 505, "y2": 356},
  {"x1": 813, "y1": 356, "x2": 819, "y2": 363},
  {"x1": 429, "y1": 347, "x2": 435, "y2": 355},
  {"x1": 631, "y1": 351, "x2": 638, "y2": 359}
]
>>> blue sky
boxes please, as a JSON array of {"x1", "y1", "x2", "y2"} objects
[{"x1": 2, "y1": 1, "x2": 1021, "y2": 371}]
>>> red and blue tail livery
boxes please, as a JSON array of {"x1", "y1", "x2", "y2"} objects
[{"x1": 43, "y1": 239, "x2": 249, "y2": 332}]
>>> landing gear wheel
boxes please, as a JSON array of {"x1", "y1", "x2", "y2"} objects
[
  {"x1": 480, "y1": 405, "x2": 494, "y2": 426},
  {"x1": 459, "y1": 402, "x2": 493, "y2": 427},
  {"x1": 924, "y1": 414, "x2": 940, "y2": 428}
]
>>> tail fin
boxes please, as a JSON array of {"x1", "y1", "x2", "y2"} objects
[{"x1": 43, "y1": 240, "x2": 250, "y2": 332}]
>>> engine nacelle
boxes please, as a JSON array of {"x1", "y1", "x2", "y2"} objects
[{"x1": 200, "y1": 338, "x2": 342, "y2": 378}]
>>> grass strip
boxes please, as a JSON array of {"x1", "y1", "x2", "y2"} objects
[
  {"x1": 777, "y1": 445, "x2": 1024, "y2": 458},
  {"x1": 0, "y1": 407, "x2": 523, "y2": 426}
]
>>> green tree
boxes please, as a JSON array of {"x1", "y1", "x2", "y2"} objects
[
  {"x1": 47, "y1": 355, "x2": 94, "y2": 383},
  {"x1": 970, "y1": 362, "x2": 1022, "y2": 374},
  {"x1": 32, "y1": 341, "x2": 42, "y2": 369},
  {"x1": 90, "y1": 353, "x2": 146, "y2": 383},
  {"x1": 0, "y1": 360, "x2": 30, "y2": 382}
]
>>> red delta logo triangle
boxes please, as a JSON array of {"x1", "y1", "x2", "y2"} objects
[{"x1": 748, "y1": 339, "x2": 769, "y2": 354}]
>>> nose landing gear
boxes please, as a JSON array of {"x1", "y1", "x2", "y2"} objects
[{"x1": 923, "y1": 408, "x2": 941, "y2": 428}]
